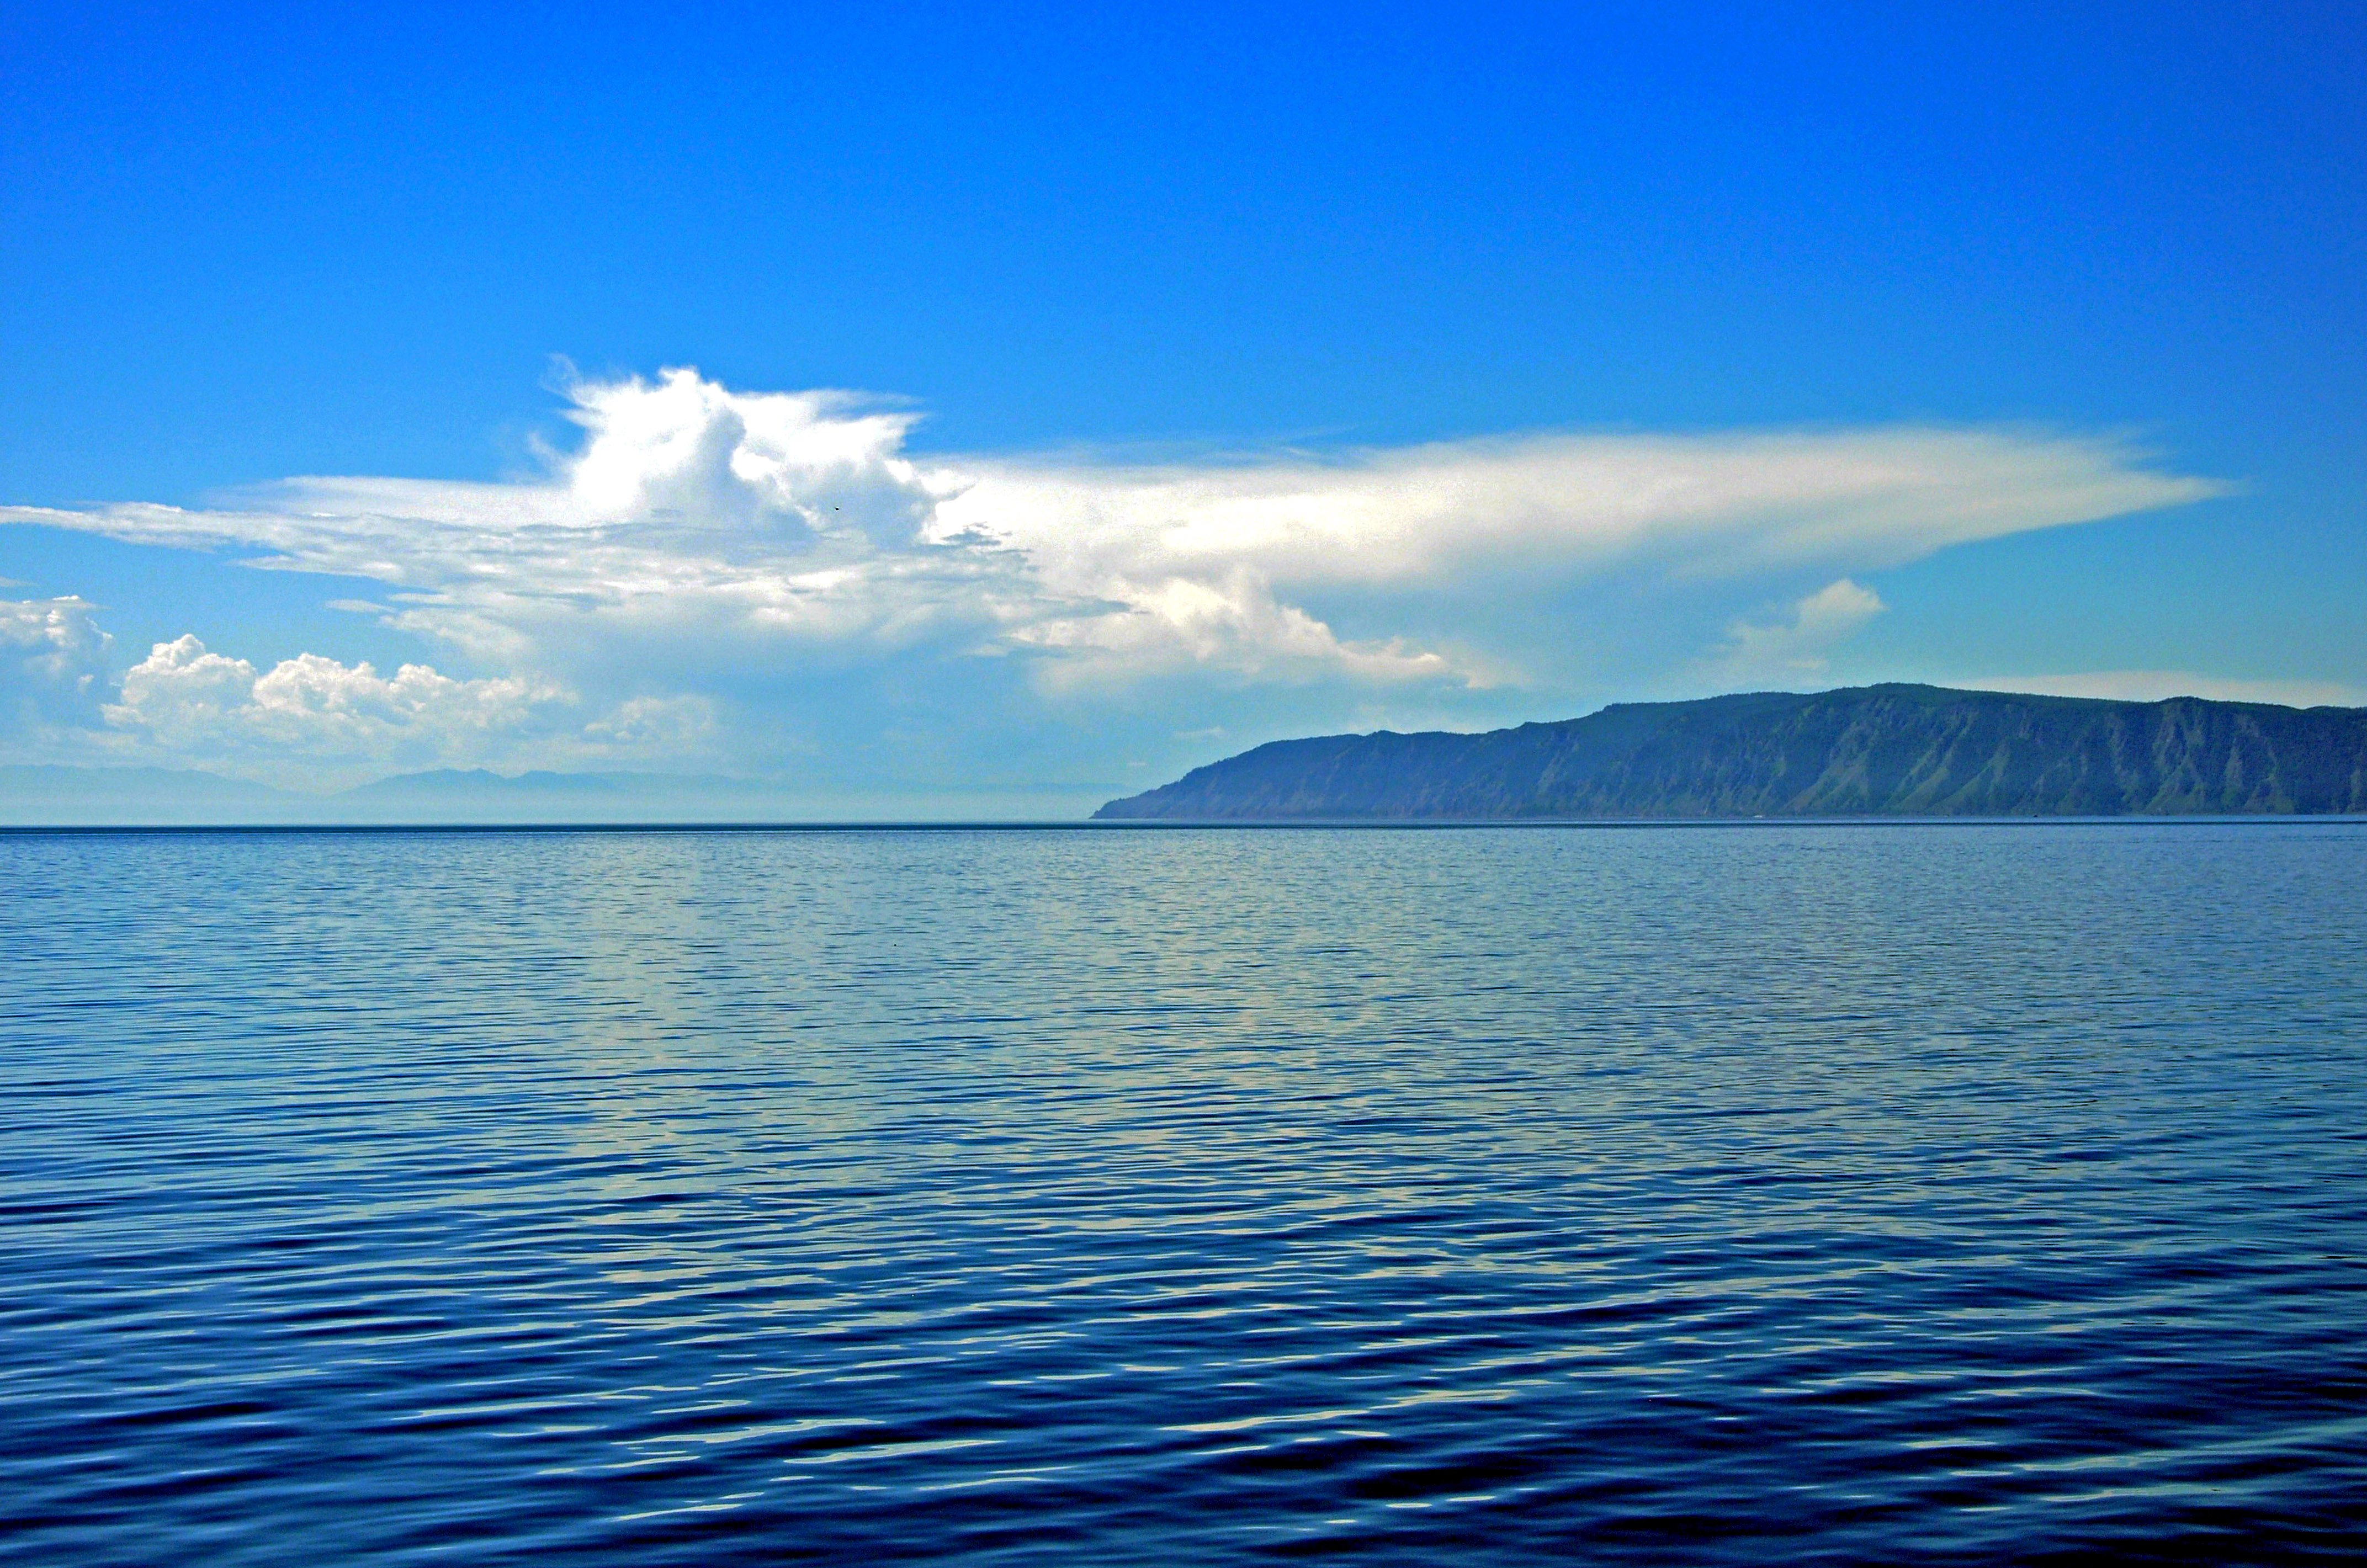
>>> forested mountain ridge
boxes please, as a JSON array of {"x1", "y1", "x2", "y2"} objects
[{"x1": 1094, "y1": 684, "x2": 2367, "y2": 819}]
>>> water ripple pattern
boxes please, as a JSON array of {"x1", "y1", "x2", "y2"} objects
[{"x1": 3, "y1": 824, "x2": 2364, "y2": 1564}]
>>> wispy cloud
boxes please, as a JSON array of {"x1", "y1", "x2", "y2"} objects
[
  {"x1": 1705, "y1": 578, "x2": 1887, "y2": 682},
  {"x1": 0, "y1": 368, "x2": 2228, "y2": 783}
]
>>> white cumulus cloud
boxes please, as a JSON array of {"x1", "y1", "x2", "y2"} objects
[
  {"x1": 0, "y1": 368, "x2": 2230, "y2": 784},
  {"x1": 1, "y1": 596, "x2": 113, "y2": 736},
  {"x1": 95, "y1": 635, "x2": 714, "y2": 784}
]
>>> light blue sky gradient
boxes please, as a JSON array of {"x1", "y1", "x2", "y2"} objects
[{"x1": 3, "y1": 1, "x2": 2361, "y2": 804}]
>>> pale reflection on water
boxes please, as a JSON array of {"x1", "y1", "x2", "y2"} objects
[{"x1": 4, "y1": 823, "x2": 2365, "y2": 1564}]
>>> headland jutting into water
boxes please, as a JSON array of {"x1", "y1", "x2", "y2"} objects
[{"x1": 1097, "y1": 683, "x2": 2367, "y2": 820}]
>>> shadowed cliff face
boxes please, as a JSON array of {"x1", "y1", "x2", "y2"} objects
[{"x1": 1095, "y1": 685, "x2": 2367, "y2": 819}]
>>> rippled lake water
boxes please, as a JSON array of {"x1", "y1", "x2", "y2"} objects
[{"x1": 4, "y1": 823, "x2": 2365, "y2": 1564}]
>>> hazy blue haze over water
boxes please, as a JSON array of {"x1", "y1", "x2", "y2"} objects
[{"x1": 4, "y1": 824, "x2": 2364, "y2": 1564}]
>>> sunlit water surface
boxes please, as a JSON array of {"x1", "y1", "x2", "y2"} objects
[{"x1": 4, "y1": 824, "x2": 2364, "y2": 1564}]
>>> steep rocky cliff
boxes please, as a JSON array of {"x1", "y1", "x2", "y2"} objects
[{"x1": 1095, "y1": 685, "x2": 2367, "y2": 819}]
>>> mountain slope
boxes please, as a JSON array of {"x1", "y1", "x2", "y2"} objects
[{"x1": 1094, "y1": 684, "x2": 2367, "y2": 819}]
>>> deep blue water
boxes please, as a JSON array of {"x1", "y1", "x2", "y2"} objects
[{"x1": 3, "y1": 823, "x2": 2365, "y2": 1565}]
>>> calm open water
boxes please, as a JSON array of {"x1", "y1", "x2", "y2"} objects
[{"x1": 3, "y1": 823, "x2": 2364, "y2": 1565}]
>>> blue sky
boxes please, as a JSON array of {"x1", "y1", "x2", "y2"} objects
[{"x1": 3, "y1": 1, "x2": 2361, "y2": 808}]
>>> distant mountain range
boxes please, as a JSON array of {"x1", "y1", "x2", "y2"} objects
[
  {"x1": 0, "y1": 766, "x2": 782, "y2": 826},
  {"x1": 1095, "y1": 684, "x2": 2367, "y2": 820},
  {"x1": 0, "y1": 764, "x2": 1101, "y2": 826},
  {"x1": 13, "y1": 685, "x2": 2364, "y2": 826}
]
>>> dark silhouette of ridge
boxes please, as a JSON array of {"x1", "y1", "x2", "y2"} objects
[{"x1": 1094, "y1": 684, "x2": 2367, "y2": 820}]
